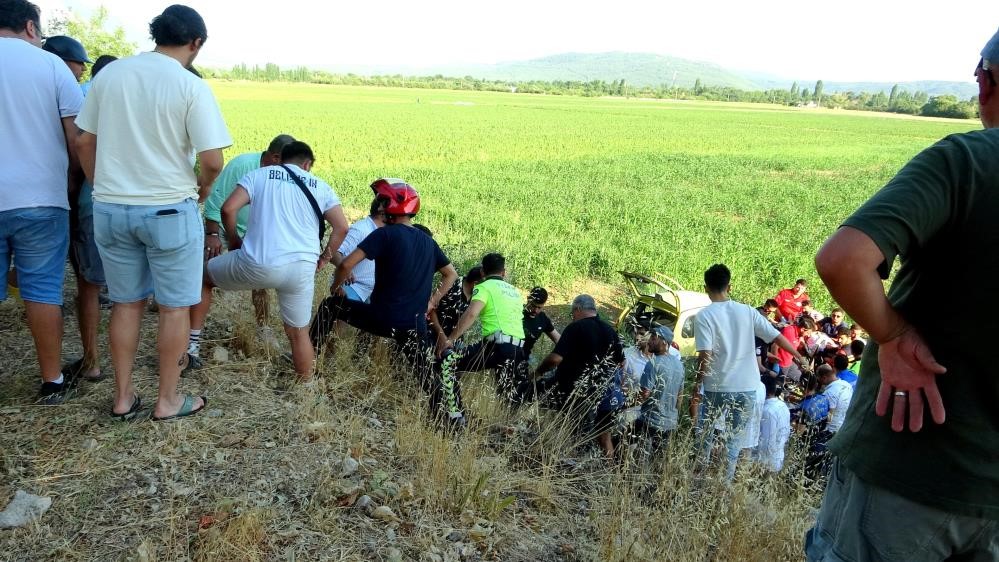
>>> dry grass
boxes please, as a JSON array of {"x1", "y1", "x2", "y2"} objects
[{"x1": 0, "y1": 281, "x2": 819, "y2": 561}]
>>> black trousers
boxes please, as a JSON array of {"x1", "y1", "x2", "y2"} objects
[
  {"x1": 432, "y1": 340, "x2": 527, "y2": 419},
  {"x1": 309, "y1": 294, "x2": 430, "y2": 376}
]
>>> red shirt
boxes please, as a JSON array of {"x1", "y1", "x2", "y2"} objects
[
  {"x1": 777, "y1": 324, "x2": 799, "y2": 368},
  {"x1": 775, "y1": 288, "x2": 809, "y2": 322}
]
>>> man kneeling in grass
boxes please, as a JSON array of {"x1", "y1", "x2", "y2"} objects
[{"x1": 190, "y1": 141, "x2": 348, "y2": 380}]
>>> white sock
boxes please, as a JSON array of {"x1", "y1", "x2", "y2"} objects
[
  {"x1": 51, "y1": 374, "x2": 64, "y2": 385},
  {"x1": 188, "y1": 329, "x2": 202, "y2": 356}
]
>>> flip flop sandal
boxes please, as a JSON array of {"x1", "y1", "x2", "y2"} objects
[
  {"x1": 110, "y1": 394, "x2": 143, "y2": 421},
  {"x1": 62, "y1": 357, "x2": 106, "y2": 383},
  {"x1": 152, "y1": 395, "x2": 208, "y2": 422}
]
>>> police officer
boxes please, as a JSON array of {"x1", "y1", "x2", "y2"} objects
[
  {"x1": 42, "y1": 35, "x2": 91, "y2": 82},
  {"x1": 434, "y1": 253, "x2": 527, "y2": 426}
]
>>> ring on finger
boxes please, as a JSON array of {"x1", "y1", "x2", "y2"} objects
[{"x1": 894, "y1": 391, "x2": 907, "y2": 397}]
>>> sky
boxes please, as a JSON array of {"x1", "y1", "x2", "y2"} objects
[{"x1": 34, "y1": 0, "x2": 999, "y2": 84}]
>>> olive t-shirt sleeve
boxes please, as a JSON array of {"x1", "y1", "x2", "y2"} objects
[{"x1": 841, "y1": 139, "x2": 962, "y2": 279}]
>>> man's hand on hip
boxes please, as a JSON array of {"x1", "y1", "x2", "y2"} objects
[{"x1": 875, "y1": 326, "x2": 947, "y2": 432}]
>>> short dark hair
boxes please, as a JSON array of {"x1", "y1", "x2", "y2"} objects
[
  {"x1": 149, "y1": 5, "x2": 207, "y2": 47},
  {"x1": 280, "y1": 141, "x2": 314, "y2": 164},
  {"x1": 850, "y1": 339, "x2": 865, "y2": 357},
  {"x1": 763, "y1": 376, "x2": 779, "y2": 397},
  {"x1": 529, "y1": 287, "x2": 549, "y2": 305},
  {"x1": 91, "y1": 55, "x2": 117, "y2": 77},
  {"x1": 412, "y1": 223, "x2": 433, "y2": 238},
  {"x1": 816, "y1": 364, "x2": 835, "y2": 379},
  {"x1": 833, "y1": 354, "x2": 849, "y2": 371},
  {"x1": 368, "y1": 197, "x2": 382, "y2": 217},
  {"x1": 801, "y1": 299, "x2": 812, "y2": 307},
  {"x1": 481, "y1": 253, "x2": 505, "y2": 276},
  {"x1": 703, "y1": 264, "x2": 730, "y2": 293},
  {"x1": 266, "y1": 134, "x2": 295, "y2": 155},
  {"x1": 796, "y1": 278, "x2": 807, "y2": 286},
  {"x1": 464, "y1": 266, "x2": 484, "y2": 284},
  {"x1": 797, "y1": 316, "x2": 817, "y2": 331},
  {"x1": 836, "y1": 326, "x2": 851, "y2": 338},
  {"x1": 830, "y1": 307, "x2": 844, "y2": 315},
  {"x1": 763, "y1": 298, "x2": 778, "y2": 309},
  {"x1": 0, "y1": 0, "x2": 40, "y2": 33}
]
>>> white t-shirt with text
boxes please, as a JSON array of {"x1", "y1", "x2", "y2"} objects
[
  {"x1": 695, "y1": 300, "x2": 780, "y2": 393},
  {"x1": 238, "y1": 164, "x2": 340, "y2": 266}
]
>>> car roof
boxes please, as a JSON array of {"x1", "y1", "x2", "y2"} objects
[{"x1": 667, "y1": 290, "x2": 712, "y2": 311}]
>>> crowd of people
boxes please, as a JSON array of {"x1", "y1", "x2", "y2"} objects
[{"x1": 3, "y1": 2, "x2": 998, "y2": 557}]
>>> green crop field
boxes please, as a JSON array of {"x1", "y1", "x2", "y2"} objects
[{"x1": 210, "y1": 81, "x2": 975, "y2": 307}]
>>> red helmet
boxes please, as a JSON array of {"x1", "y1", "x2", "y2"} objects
[{"x1": 370, "y1": 178, "x2": 420, "y2": 217}]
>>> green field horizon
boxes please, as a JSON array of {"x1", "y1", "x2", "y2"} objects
[{"x1": 210, "y1": 81, "x2": 976, "y2": 308}]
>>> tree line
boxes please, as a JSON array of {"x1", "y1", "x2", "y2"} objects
[
  {"x1": 207, "y1": 65, "x2": 978, "y2": 120},
  {"x1": 50, "y1": 10, "x2": 978, "y2": 121}
]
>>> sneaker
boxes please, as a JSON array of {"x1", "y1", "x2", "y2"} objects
[
  {"x1": 182, "y1": 353, "x2": 203, "y2": 375},
  {"x1": 37, "y1": 380, "x2": 76, "y2": 405}
]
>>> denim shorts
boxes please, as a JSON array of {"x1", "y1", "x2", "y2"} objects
[
  {"x1": 93, "y1": 199, "x2": 202, "y2": 307},
  {"x1": 71, "y1": 213, "x2": 106, "y2": 286},
  {"x1": 0, "y1": 206, "x2": 69, "y2": 305}
]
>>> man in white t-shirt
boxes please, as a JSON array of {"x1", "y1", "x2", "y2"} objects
[
  {"x1": 740, "y1": 379, "x2": 767, "y2": 454},
  {"x1": 0, "y1": 1, "x2": 85, "y2": 404},
  {"x1": 692, "y1": 264, "x2": 804, "y2": 481},
  {"x1": 193, "y1": 142, "x2": 348, "y2": 380},
  {"x1": 756, "y1": 376, "x2": 791, "y2": 473},
  {"x1": 332, "y1": 199, "x2": 385, "y2": 303},
  {"x1": 820, "y1": 363, "x2": 854, "y2": 433},
  {"x1": 75, "y1": 5, "x2": 232, "y2": 421}
]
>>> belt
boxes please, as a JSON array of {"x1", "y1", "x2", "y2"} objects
[{"x1": 484, "y1": 332, "x2": 524, "y2": 348}]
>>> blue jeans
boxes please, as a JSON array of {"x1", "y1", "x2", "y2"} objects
[
  {"x1": 697, "y1": 390, "x2": 756, "y2": 481},
  {"x1": 93, "y1": 199, "x2": 202, "y2": 307},
  {"x1": 0, "y1": 207, "x2": 69, "y2": 305}
]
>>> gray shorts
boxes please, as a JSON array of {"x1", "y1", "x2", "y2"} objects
[
  {"x1": 805, "y1": 460, "x2": 999, "y2": 561},
  {"x1": 207, "y1": 250, "x2": 315, "y2": 328}
]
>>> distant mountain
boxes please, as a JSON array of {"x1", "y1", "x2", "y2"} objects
[
  {"x1": 433, "y1": 52, "x2": 757, "y2": 90},
  {"x1": 315, "y1": 52, "x2": 977, "y2": 98}
]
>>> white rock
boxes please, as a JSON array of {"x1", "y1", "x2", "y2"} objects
[
  {"x1": 212, "y1": 346, "x2": 229, "y2": 363},
  {"x1": 385, "y1": 547, "x2": 403, "y2": 562},
  {"x1": 0, "y1": 490, "x2": 52, "y2": 529},
  {"x1": 354, "y1": 495, "x2": 372, "y2": 510},
  {"x1": 81, "y1": 438, "x2": 98, "y2": 451},
  {"x1": 371, "y1": 505, "x2": 397, "y2": 522}
]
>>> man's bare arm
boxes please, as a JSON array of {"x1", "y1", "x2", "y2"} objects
[
  {"x1": 816, "y1": 226, "x2": 946, "y2": 432},
  {"x1": 76, "y1": 130, "x2": 97, "y2": 184},
  {"x1": 196, "y1": 148, "x2": 224, "y2": 203}
]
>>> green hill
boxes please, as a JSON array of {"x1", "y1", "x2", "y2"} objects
[{"x1": 433, "y1": 52, "x2": 757, "y2": 90}]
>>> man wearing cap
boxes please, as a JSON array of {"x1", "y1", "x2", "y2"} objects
[
  {"x1": 522, "y1": 286, "x2": 560, "y2": 361},
  {"x1": 42, "y1": 35, "x2": 91, "y2": 81},
  {"x1": 806, "y1": 28, "x2": 999, "y2": 560},
  {"x1": 637, "y1": 325, "x2": 684, "y2": 459},
  {"x1": 434, "y1": 253, "x2": 526, "y2": 424},
  {"x1": 0, "y1": 1, "x2": 85, "y2": 404},
  {"x1": 188, "y1": 133, "x2": 296, "y2": 363}
]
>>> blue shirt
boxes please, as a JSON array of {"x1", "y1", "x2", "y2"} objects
[
  {"x1": 640, "y1": 353, "x2": 685, "y2": 431},
  {"x1": 838, "y1": 369, "x2": 858, "y2": 389}
]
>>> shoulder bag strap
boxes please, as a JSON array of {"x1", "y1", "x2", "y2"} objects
[{"x1": 279, "y1": 164, "x2": 325, "y2": 243}]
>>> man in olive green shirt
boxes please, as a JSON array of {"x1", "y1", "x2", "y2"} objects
[
  {"x1": 807, "y1": 28, "x2": 999, "y2": 560},
  {"x1": 433, "y1": 253, "x2": 526, "y2": 425}
]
